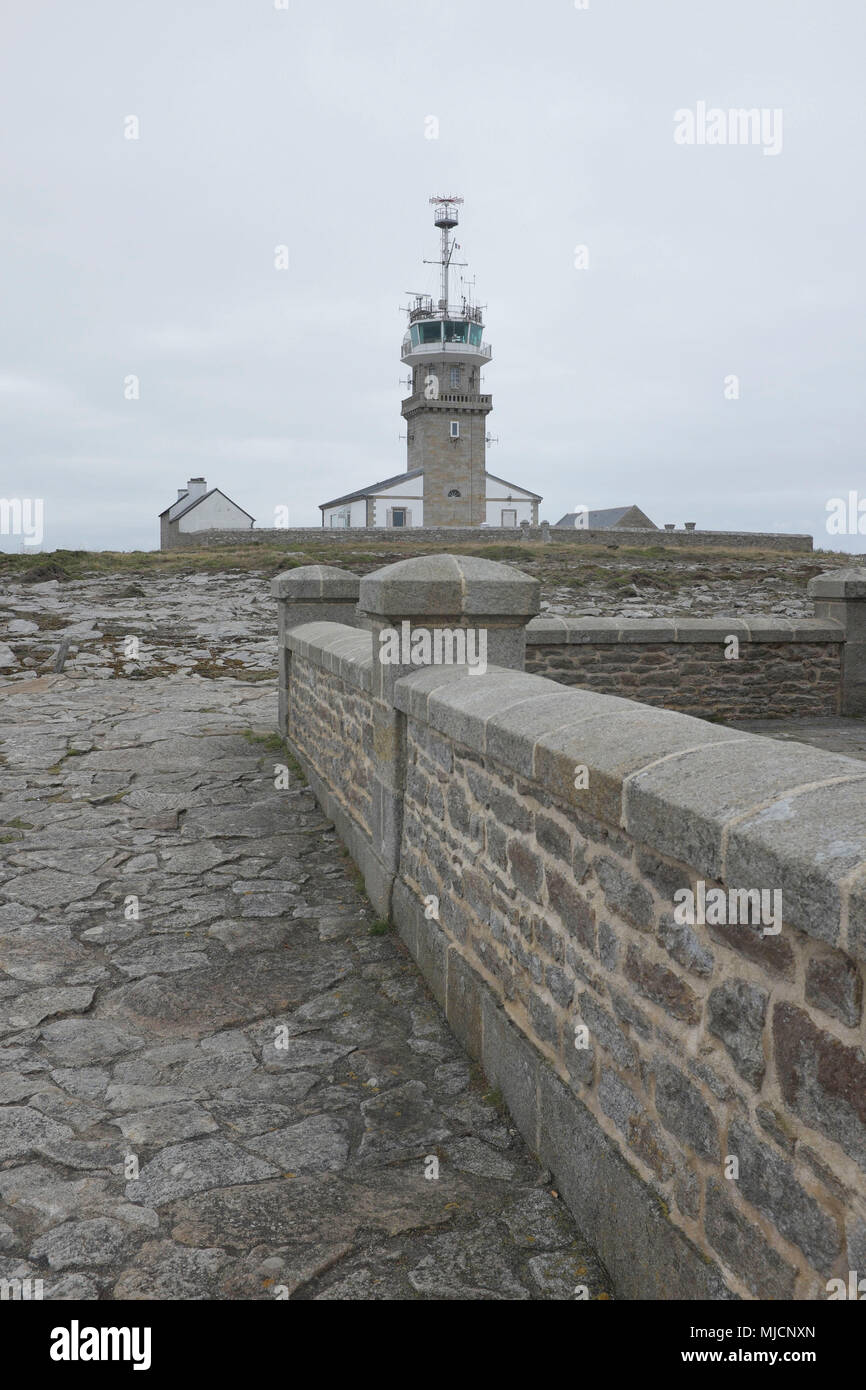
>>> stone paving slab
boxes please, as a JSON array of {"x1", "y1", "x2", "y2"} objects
[
  {"x1": 727, "y1": 715, "x2": 866, "y2": 761},
  {"x1": 0, "y1": 674, "x2": 613, "y2": 1301}
]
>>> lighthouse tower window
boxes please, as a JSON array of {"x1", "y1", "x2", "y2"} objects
[
  {"x1": 449, "y1": 421, "x2": 460, "y2": 438},
  {"x1": 449, "y1": 367, "x2": 460, "y2": 387},
  {"x1": 447, "y1": 489, "x2": 461, "y2": 498}
]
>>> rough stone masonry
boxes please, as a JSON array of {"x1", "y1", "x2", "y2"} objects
[{"x1": 277, "y1": 553, "x2": 866, "y2": 1301}]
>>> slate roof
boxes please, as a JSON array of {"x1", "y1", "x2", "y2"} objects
[
  {"x1": 159, "y1": 489, "x2": 255, "y2": 524},
  {"x1": 320, "y1": 468, "x2": 541, "y2": 509},
  {"x1": 553, "y1": 505, "x2": 657, "y2": 530},
  {"x1": 319, "y1": 469, "x2": 424, "y2": 510}
]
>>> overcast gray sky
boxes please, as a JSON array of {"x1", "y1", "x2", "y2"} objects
[{"x1": 2, "y1": 0, "x2": 865, "y2": 553}]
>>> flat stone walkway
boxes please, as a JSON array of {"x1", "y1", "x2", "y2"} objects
[
  {"x1": 0, "y1": 674, "x2": 612, "y2": 1301},
  {"x1": 727, "y1": 715, "x2": 866, "y2": 762}
]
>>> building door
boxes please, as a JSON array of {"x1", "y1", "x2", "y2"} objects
[
  {"x1": 391, "y1": 509, "x2": 406, "y2": 528},
  {"x1": 501, "y1": 509, "x2": 517, "y2": 527}
]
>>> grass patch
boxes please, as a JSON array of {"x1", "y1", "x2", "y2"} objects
[
  {"x1": 285, "y1": 751, "x2": 307, "y2": 783},
  {"x1": 226, "y1": 669, "x2": 275, "y2": 683},
  {"x1": 454, "y1": 543, "x2": 538, "y2": 562},
  {"x1": 368, "y1": 919, "x2": 392, "y2": 936},
  {"x1": 0, "y1": 539, "x2": 849, "y2": 593},
  {"x1": 243, "y1": 730, "x2": 287, "y2": 754},
  {"x1": 0, "y1": 546, "x2": 311, "y2": 583},
  {"x1": 482, "y1": 1085, "x2": 506, "y2": 1113},
  {"x1": 241, "y1": 730, "x2": 307, "y2": 783}
]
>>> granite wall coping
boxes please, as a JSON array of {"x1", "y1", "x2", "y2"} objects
[
  {"x1": 358, "y1": 553, "x2": 541, "y2": 620},
  {"x1": 286, "y1": 622, "x2": 373, "y2": 691},
  {"x1": 809, "y1": 568, "x2": 866, "y2": 600},
  {"x1": 525, "y1": 615, "x2": 845, "y2": 645},
  {"x1": 271, "y1": 565, "x2": 360, "y2": 600}
]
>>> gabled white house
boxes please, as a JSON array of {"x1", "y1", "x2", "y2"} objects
[
  {"x1": 320, "y1": 468, "x2": 540, "y2": 529},
  {"x1": 159, "y1": 478, "x2": 254, "y2": 549}
]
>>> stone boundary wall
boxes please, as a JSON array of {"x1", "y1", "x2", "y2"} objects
[
  {"x1": 274, "y1": 565, "x2": 865, "y2": 718},
  {"x1": 285, "y1": 628, "x2": 374, "y2": 847},
  {"x1": 525, "y1": 616, "x2": 845, "y2": 720},
  {"x1": 163, "y1": 523, "x2": 813, "y2": 553},
  {"x1": 277, "y1": 558, "x2": 866, "y2": 1302}
]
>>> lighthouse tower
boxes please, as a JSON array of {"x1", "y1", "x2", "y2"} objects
[{"x1": 401, "y1": 196, "x2": 493, "y2": 526}]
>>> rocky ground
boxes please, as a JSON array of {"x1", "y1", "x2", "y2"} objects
[
  {"x1": 0, "y1": 674, "x2": 612, "y2": 1300},
  {"x1": 0, "y1": 544, "x2": 853, "y2": 682},
  {"x1": 0, "y1": 574, "x2": 278, "y2": 682}
]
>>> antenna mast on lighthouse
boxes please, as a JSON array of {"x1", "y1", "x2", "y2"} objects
[{"x1": 427, "y1": 195, "x2": 464, "y2": 312}]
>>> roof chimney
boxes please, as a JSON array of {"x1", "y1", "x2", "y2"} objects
[
  {"x1": 177, "y1": 488, "x2": 189, "y2": 500},
  {"x1": 186, "y1": 477, "x2": 207, "y2": 499}
]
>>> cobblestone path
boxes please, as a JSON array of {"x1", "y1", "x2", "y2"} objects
[{"x1": 0, "y1": 674, "x2": 612, "y2": 1300}]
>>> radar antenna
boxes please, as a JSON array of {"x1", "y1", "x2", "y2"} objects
[{"x1": 425, "y1": 195, "x2": 467, "y2": 311}]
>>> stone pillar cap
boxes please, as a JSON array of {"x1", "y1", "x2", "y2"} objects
[
  {"x1": 808, "y1": 568, "x2": 866, "y2": 600},
  {"x1": 271, "y1": 565, "x2": 360, "y2": 600},
  {"x1": 358, "y1": 553, "x2": 541, "y2": 618}
]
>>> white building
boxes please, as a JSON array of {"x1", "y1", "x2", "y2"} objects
[
  {"x1": 159, "y1": 478, "x2": 254, "y2": 549},
  {"x1": 320, "y1": 468, "x2": 540, "y2": 529}
]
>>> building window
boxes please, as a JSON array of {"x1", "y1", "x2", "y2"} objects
[
  {"x1": 449, "y1": 367, "x2": 460, "y2": 387},
  {"x1": 501, "y1": 509, "x2": 517, "y2": 527},
  {"x1": 447, "y1": 489, "x2": 461, "y2": 498},
  {"x1": 330, "y1": 509, "x2": 350, "y2": 528},
  {"x1": 449, "y1": 421, "x2": 459, "y2": 438},
  {"x1": 419, "y1": 321, "x2": 442, "y2": 345}
]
